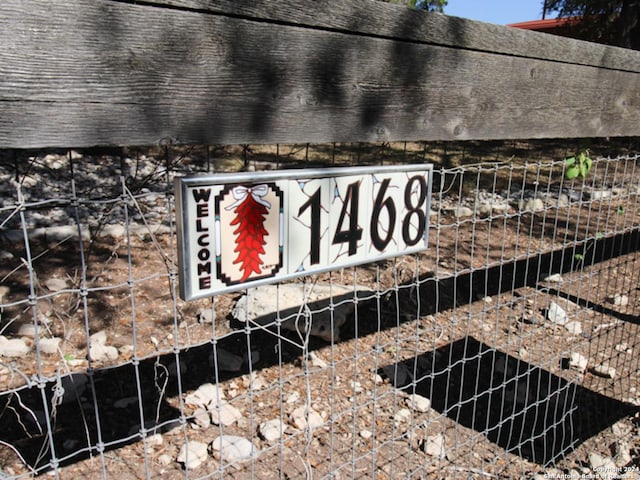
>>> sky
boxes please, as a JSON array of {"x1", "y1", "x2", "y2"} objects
[{"x1": 444, "y1": 0, "x2": 546, "y2": 26}]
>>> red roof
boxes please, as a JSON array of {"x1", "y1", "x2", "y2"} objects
[{"x1": 507, "y1": 17, "x2": 580, "y2": 32}]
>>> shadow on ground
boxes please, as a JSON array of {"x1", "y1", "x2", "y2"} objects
[
  {"x1": 379, "y1": 336, "x2": 638, "y2": 466},
  {"x1": 0, "y1": 229, "x2": 638, "y2": 471}
]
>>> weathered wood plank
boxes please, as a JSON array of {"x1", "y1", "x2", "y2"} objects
[
  {"x1": 1, "y1": 0, "x2": 639, "y2": 148},
  {"x1": 151, "y1": 0, "x2": 640, "y2": 72}
]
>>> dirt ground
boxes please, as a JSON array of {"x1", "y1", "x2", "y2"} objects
[{"x1": 1, "y1": 142, "x2": 639, "y2": 479}]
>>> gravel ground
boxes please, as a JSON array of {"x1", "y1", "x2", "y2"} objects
[{"x1": 0, "y1": 145, "x2": 639, "y2": 479}]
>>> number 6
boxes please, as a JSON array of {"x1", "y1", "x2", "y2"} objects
[{"x1": 370, "y1": 178, "x2": 397, "y2": 251}]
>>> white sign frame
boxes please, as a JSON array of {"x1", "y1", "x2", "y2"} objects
[{"x1": 175, "y1": 164, "x2": 433, "y2": 300}]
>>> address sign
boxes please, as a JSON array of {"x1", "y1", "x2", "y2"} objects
[{"x1": 175, "y1": 165, "x2": 433, "y2": 300}]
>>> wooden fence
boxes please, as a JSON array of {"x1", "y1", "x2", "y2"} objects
[
  {"x1": 1, "y1": 1, "x2": 640, "y2": 478},
  {"x1": 1, "y1": 0, "x2": 639, "y2": 149}
]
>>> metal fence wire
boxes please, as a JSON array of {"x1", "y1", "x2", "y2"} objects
[{"x1": 0, "y1": 142, "x2": 639, "y2": 479}]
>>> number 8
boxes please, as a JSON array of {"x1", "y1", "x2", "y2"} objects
[{"x1": 402, "y1": 175, "x2": 428, "y2": 246}]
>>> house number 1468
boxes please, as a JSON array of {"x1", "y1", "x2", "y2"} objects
[{"x1": 298, "y1": 174, "x2": 429, "y2": 265}]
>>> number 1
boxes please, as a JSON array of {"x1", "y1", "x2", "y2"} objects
[{"x1": 298, "y1": 187, "x2": 322, "y2": 265}]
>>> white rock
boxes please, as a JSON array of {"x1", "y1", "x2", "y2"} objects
[
  {"x1": 477, "y1": 202, "x2": 509, "y2": 217},
  {"x1": 561, "y1": 470, "x2": 583, "y2": 480},
  {"x1": 359, "y1": 429, "x2": 373, "y2": 440},
  {"x1": 568, "y1": 352, "x2": 588, "y2": 372},
  {"x1": 607, "y1": 294, "x2": 629, "y2": 306},
  {"x1": 614, "y1": 343, "x2": 632, "y2": 354},
  {"x1": 44, "y1": 277, "x2": 69, "y2": 291},
  {"x1": 587, "y1": 189, "x2": 612, "y2": 201},
  {"x1": 38, "y1": 337, "x2": 62, "y2": 354},
  {"x1": 543, "y1": 468, "x2": 565, "y2": 479},
  {"x1": 157, "y1": 453, "x2": 172, "y2": 466},
  {"x1": 564, "y1": 321, "x2": 582, "y2": 335},
  {"x1": 614, "y1": 440, "x2": 632, "y2": 467},
  {"x1": 210, "y1": 402, "x2": 242, "y2": 427},
  {"x1": 192, "y1": 408, "x2": 211, "y2": 429},
  {"x1": 242, "y1": 372, "x2": 267, "y2": 391},
  {"x1": 522, "y1": 309, "x2": 544, "y2": 325},
  {"x1": 591, "y1": 364, "x2": 616, "y2": 379},
  {"x1": 89, "y1": 330, "x2": 108, "y2": 346},
  {"x1": 290, "y1": 406, "x2": 324, "y2": 430},
  {"x1": 17, "y1": 323, "x2": 37, "y2": 338},
  {"x1": 309, "y1": 351, "x2": 328, "y2": 368},
  {"x1": 232, "y1": 283, "x2": 371, "y2": 342},
  {"x1": 0, "y1": 336, "x2": 31, "y2": 357},
  {"x1": 451, "y1": 206, "x2": 474, "y2": 218},
  {"x1": 177, "y1": 441, "x2": 208, "y2": 470},
  {"x1": 146, "y1": 434, "x2": 164, "y2": 447},
  {"x1": 50, "y1": 225, "x2": 91, "y2": 242},
  {"x1": 406, "y1": 394, "x2": 431, "y2": 413},
  {"x1": 66, "y1": 358, "x2": 87, "y2": 368},
  {"x1": 210, "y1": 435, "x2": 257, "y2": 463},
  {"x1": 286, "y1": 391, "x2": 300, "y2": 404},
  {"x1": 520, "y1": 198, "x2": 544, "y2": 212},
  {"x1": 89, "y1": 343, "x2": 118, "y2": 362},
  {"x1": 197, "y1": 308, "x2": 215, "y2": 324},
  {"x1": 393, "y1": 408, "x2": 412, "y2": 423},
  {"x1": 544, "y1": 273, "x2": 564, "y2": 283},
  {"x1": 259, "y1": 419, "x2": 287, "y2": 442},
  {"x1": 422, "y1": 434, "x2": 446, "y2": 458},
  {"x1": 68, "y1": 150, "x2": 83, "y2": 160},
  {"x1": 611, "y1": 421, "x2": 628, "y2": 437},
  {"x1": 588, "y1": 452, "x2": 618, "y2": 480},
  {"x1": 185, "y1": 383, "x2": 223, "y2": 410},
  {"x1": 102, "y1": 225, "x2": 126, "y2": 239},
  {"x1": 555, "y1": 194, "x2": 570, "y2": 208},
  {"x1": 546, "y1": 301, "x2": 567, "y2": 325}
]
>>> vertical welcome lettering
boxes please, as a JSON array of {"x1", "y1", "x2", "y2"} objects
[{"x1": 192, "y1": 188, "x2": 212, "y2": 291}]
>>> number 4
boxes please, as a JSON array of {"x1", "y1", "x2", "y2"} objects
[{"x1": 332, "y1": 181, "x2": 362, "y2": 256}]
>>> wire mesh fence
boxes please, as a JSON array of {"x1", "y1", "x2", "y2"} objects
[{"x1": 0, "y1": 141, "x2": 639, "y2": 479}]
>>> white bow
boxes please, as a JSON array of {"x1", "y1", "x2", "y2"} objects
[{"x1": 225, "y1": 184, "x2": 272, "y2": 210}]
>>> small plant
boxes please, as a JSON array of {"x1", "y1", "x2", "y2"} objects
[
  {"x1": 564, "y1": 149, "x2": 592, "y2": 180},
  {"x1": 574, "y1": 232, "x2": 603, "y2": 265}
]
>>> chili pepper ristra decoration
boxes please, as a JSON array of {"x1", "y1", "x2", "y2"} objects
[
  {"x1": 214, "y1": 182, "x2": 283, "y2": 287},
  {"x1": 225, "y1": 185, "x2": 272, "y2": 281}
]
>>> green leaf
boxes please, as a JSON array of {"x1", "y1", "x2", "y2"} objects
[
  {"x1": 595, "y1": 232, "x2": 604, "y2": 240},
  {"x1": 574, "y1": 253, "x2": 584, "y2": 261},
  {"x1": 565, "y1": 165, "x2": 580, "y2": 179},
  {"x1": 564, "y1": 149, "x2": 592, "y2": 180},
  {"x1": 579, "y1": 163, "x2": 588, "y2": 178},
  {"x1": 617, "y1": 205, "x2": 625, "y2": 214}
]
